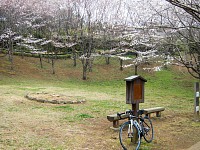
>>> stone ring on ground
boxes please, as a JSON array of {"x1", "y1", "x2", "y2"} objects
[{"x1": 25, "y1": 92, "x2": 86, "y2": 104}]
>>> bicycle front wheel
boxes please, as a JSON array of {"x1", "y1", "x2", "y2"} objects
[
  {"x1": 142, "y1": 116, "x2": 153, "y2": 143},
  {"x1": 119, "y1": 121, "x2": 141, "y2": 150}
]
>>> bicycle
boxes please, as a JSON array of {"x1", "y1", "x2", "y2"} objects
[{"x1": 117, "y1": 109, "x2": 154, "y2": 150}]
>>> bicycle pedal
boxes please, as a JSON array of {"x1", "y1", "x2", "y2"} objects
[
  {"x1": 128, "y1": 133, "x2": 133, "y2": 138},
  {"x1": 144, "y1": 127, "x2": 150, "y2": 132}
]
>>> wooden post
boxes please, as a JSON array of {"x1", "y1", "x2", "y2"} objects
[
  {"x1": 194, "y1": 82, "x2": 199, "y2": 121},
  {"x1": 132, "y1": 102, "x2": 139, "y2": 143},
  {"x1": 124, "y1": 76, "x2": 146, "y2": 143},
  {"x1": 132, "y1": 103, "x2": 139, "y2": 117}
]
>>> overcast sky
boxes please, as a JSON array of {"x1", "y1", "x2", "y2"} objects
[
  {"x1": 88, "y1": 0, "x2": 170, "y2": 25},
  {"x1": 0, "y1": 0, "x2": 171, "y2": 26}
]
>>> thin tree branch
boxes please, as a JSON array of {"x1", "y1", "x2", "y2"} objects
[{"x1": 165, "y1": 0, "x2": 200, "y2": 22}]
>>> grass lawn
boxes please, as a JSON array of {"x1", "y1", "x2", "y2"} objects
[{"x1": 0, "y1": 55, "x2": 200, "y2": 149}]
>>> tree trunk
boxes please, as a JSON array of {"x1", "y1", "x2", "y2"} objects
[
  {"x1": 39, "y1": 54, "x2": 43, "y2": 68},
  {"x1": 120, "y1": 59, "x2": 123, "y2": 71},
  {"x1": 73, "y1": 55, "x2": 77, "y2": 67},
  {"x1": 105, "y1": 54, "x2": 110, "y2": 65},
  {"x1": 73, "y1": 50, "x2": 77, "y2": 67},
  {"x1": 88, "y1": 56, "x2": 94, "y2": 72},
  {"x1": 83, "y1": 65, "x2": 87, "y2": 80},
  {"x1": 52, "y1": 57, "x2": 55, "y2": 74},
  {"x1": 47, "y1": 53, "x2": 50, "y2": 63},
  {"x1": 8, "y1": 37, "x2": 13, "y2": 70},
  {"x1": 81, "y1": 57, "x2": 87, "y2": 80},
  {"x1": 135, "y1": 65, "x2": 138, "y2": 75},
  {"x1": 21, "y1": 50, "x2": 24, "y2": 59}
]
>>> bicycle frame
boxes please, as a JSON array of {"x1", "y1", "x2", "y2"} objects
[
  {"x1": 128, "y1": 116, "x2": 143, "y2": 138},
  {"x1": 119, "y1": 110, "x2": 153, "y2": 150}
]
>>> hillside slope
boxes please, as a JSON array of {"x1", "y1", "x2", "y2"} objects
[{"x1": 1, "y1": 55, "x2": 200, "y2": 150}]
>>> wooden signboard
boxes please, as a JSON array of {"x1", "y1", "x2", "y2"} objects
[
  {"x1": 124, "y1": 75, "x2": 147, "y2": 142},
  {"x1": 124, "y1": 75, "x2": 147, "y2": 104}
]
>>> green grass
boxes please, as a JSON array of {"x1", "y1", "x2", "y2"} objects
[
  {"x1": 0, "y1": 65, "x2": 195, "y2": 114},
  {"x1": 76, "y1": 113, "x2": 94, "y2": 119},
  {"x1": 54, "y1": 105, "x2": 75, "y2": 111},
  {"x1": 0, "y1": 56, "x2": 199, "y2": 150}
]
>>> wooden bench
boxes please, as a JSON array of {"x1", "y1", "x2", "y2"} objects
[
  {"x1": 107, "y1": 113, "x2": 129, "y2": 128},
  {"x1": 107, "y1": 107, "x2": 165, "y2": 128},
  {"x1": 143, "y1": 107, "x2": 165, "y2": 118}
]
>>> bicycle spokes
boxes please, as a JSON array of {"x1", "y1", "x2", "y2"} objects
[
  {"x1": 142, "y1": 117, "x2": 153, "y2": 143},
  {"x1": 118, "y1": 110, "x2": 154, "y2": 150},
  {"x1": 144, "y1": 127, "x2": 150, "y2": 135},
  {"x1": 119, "y1": 122, "x2": 141, "y2": 150}
]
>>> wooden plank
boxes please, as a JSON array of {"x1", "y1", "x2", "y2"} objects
[
  {"x1": 143, "y1": 107, "x2": 165, "y2": 114},
  {"x1": 133, "y1": 81, "x2": 142, "y2": 100},
  {"x1": 107, "y1": 113, "x2": 129, "y2": 122}
]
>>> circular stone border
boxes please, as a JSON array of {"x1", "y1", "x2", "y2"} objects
[{"x1": 25, "y1": 92, "x2": 86, "y2": 104}]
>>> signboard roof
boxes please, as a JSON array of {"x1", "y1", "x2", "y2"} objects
[{"x1": 124, "y1": 75, "x2": 147, "y2": 82}]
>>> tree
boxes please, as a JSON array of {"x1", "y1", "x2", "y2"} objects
[
  {"x1": 162, "y1": 0, "x2": 200, "y2": 79},
  {"x1": 165, "y1": 0, "x2": 200, "y2": 22},
  {"x1": 80, "y1": 6, "x2": 94, "y2": 80}
]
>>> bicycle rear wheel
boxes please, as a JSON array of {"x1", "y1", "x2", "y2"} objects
[
  {"x1": 142, "y1": 116, "x2": 153, "y2": 143},
  {"x1": 119, "y1": 121, "x2": 141, "y2": 150}
]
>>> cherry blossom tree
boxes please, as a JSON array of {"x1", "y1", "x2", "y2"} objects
[
  {"x1": 165, "y1": 0, "x2": 200, "y2": 22},
  {"x1": 161, "y1": 0, "x2": 200, "y2": 79}
]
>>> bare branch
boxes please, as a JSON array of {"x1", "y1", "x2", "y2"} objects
[{"x1": 165, "y1": 0, "x2": 200, "y2": 22}]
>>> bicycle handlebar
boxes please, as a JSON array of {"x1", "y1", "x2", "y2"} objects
[
  {"x1": 117, "y1": 112, "x2": 123, "y2": 119},
  {"x1": 138, "y1": 109, "x2": 144, "y2": 115},
  {"x1": 117, "y1": 109, "x2": 145, "y2": 118},
  {"x1": 117, "y1": 110, "x2": 134, "y2": 119}
]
